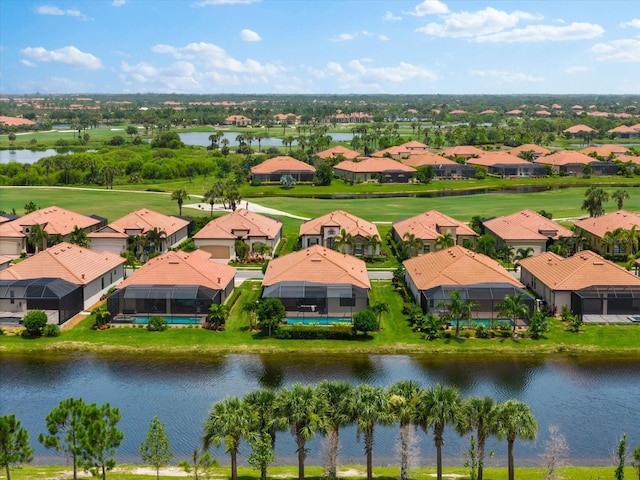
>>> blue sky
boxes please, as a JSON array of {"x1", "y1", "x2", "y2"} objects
[{"x1": 1, "y1": 0, "x2": 639, "y2": 95}]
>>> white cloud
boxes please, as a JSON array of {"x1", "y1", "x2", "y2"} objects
[
  {"x1": 564, "y1": 65, "x2": 589, "y2": 74},
  {"x1": 240, "y1": 29, "x2": 261, "y2": 41},
  {"x1": 35, "y1": 5, "x2": 88, "y2": 19},
  {"x1": 19, "y1": 59, "x2": 36, "y2": 68},
  {"x1": 112, "y1": 0, "x2": 126, "y2": 6},
  {"x1": 592, "y1": 39, "x2": 640, "y2": 62},
  {"x1": 476, "y1": 22, "x2": 604, "y2": 43},
  {"x1": 621, "y1": 18, "x2": 640, "y2": 29},
  {"x1": 379, "y1": 35, "x2": 390, "y2": 41},
  {"x1": 406, "y1": 0, "x2": 449, "y2": 16},
  {"x1": 417, "y1": 7, "x2": 540, "y2": 38},
  {"x1": 195, "y1": 0, "x2": 259, "y2": 5},
  {"x1": 348, "y1": 60, "x2": 438, "y2": 82},
  {"x1": 20, "y1": 46, "x2": 102, "y2": 69},
  {"x1": 383, "y1": 11, "x2": 401, "y2": 21},
  {"x1": 331, "y1": 30, "x2": 372, "y2": 42},
  {"x1": 151, "y1": 41, "x2": 283, "y2": 75},
  {"x1": 471, "y1": 70, "x2": 543, "y2": 82}
]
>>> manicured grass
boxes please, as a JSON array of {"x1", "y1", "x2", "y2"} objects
[{"x1": 4, "y1": 464, "x2": 635, "y2": 480}]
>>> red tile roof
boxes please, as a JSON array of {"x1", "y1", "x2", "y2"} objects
[
  {"x1": 393, "y1": 210, "x2": 477, "y2": 241},
  {"x1": 483, "y1": 209, "x2": 574, "y2": 241},
  {"x1": 193, "y1": 208, "x2": 282, "y2": 241},
  {"x1": 333, "y1": 157, "x2": 416, "y2": 173},
  {"x1": 518, "y1": 250, "x2": 640, "y2": 290},
  {"x1": 401, "y1": 153, "x2": 458, "y2": 168},
  {"x1": 116, "y1": 249, "x2": 236, "y2": 291},
  {"x1": 563, "y1": 124, "x2": 594, "y2": 134},
  {"x1": 371, "y1": 145, "x2": 411, "y2": 158},
  {"x1": 509, "y1": 144, "x2": 551, "y2": 156},
  {"x1": 534, "y1": 150, "x2": 594, "y2": 166},
  {"x1": 0, "y1": 242, "x2": 124, "y2": 285},
  {"x1": 299, "y1": 210, "x2": 379, "y2": 239},
  {"x1": 581, "y1": 144, "x2": 629, "y2": 157},
  {"x1": 251, "y1": 156, "x2": 316, "y2": 174},
  {"x1": 404, "y1": 246, "x2": 523, "y2": 290},
  {"x1": 0, "y1": 206, "x2": 100, "y2": 238},
  {"x1": 0, "y1": 116, "x2": 35, "y2": 126},
  {"x1": 316, "y1": 145, "x2": 360, "y2": 160},
  {"x1": 467, "y1": 152, "x2": 530, "y2": 167},
  {"x1": 442, "y1": 146, "x2": 484, "y2": 157},
  {"x1": 93, "y1": 209, "x2": 189, "y2": 237},
  {"x1": 263, "y1": 245, "x2": 370, "y2": 289},
  {"x1": 574, "y1": 210, "x2": 640, "y2": 238}
]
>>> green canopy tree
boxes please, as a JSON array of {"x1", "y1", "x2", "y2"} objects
[
  {"x1": 69, "y1": 225, "x2": 89, "y2": 248},
  {"x1": 256, "y1": 298, "x2": 285, "y2": 337},
  {"x1": 78, "y1": 403, "x2": 123, "y2": 480},
  {"x1": 494, "y1": 399, "x2": 538, "y2": 480},
  {"x1": 139, "y1": 416, "x2": 173, "y2": 480},
  {"x1": 0, "y1": 414, "x2": 34, "y2": 480},
  {"x1": 243, "y1": 389, "x2": 280, "y2": 480}
]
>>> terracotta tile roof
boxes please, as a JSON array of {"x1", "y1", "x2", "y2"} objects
[
  {"x1": 401, "y1": 140, "x2": 429, "y2": 150},
  {"x1": 535, "y1": 150, "x2": 594, "y2": 166},
  {"x1": 95, "y1": 209, "x2": 189, "y2": 237},
  {"x1": 483, "y1": 209, "x2": 574, "y2": 241},
  {"x1": 0, "y1": 255, "x2": 13, "y2": 266},
  {"x1": 442, "y1": 146, "x2": 484, "y2": 157},
  {"x1": 581, "y1": 144, "x2": 629, "y2": 156},
  {"x1": 333, "y1": 157, "x2": 416, "y2": 173},
  {"x1": 615, "y1": 155, "x2": 640, "y2": 165},
  {"x1": 518, "y1": 250, "x2": 640, "y2": 290},
  {"x1": 0, "y1": 205, "x2": 100, "y2": 238},
  {"x1": 0, "y1": 116, "x2": 35, "y2": 126},
  {"x1": 263, "y1": 245, "x2": 370, "y2": 289},
  {"x1": 608, "y1": 125, "x2": 640, "y2": 134},
  {"x1": 480, "y1": 109, "x2": 496, "y2": 114},
  {"x1": 0, "y1": 242, "x2": 124, "y2": 285},
  {"x1": 371, "y1": 145, "x2": 411, "y2": 157},
  {"x1": 449, "y1": 109, "x2": 466, "y2": 114},
  {"x1": 299, "y1": 210, "x2": 379, "y2": 238},
  {"x1": 574, "y1": 210, "x2": 640, "y2": 238},
  {"x1": 404, "y1": 246, "x2": 523, "y2": 290},
  {"x1": 467, "y1": 152, "x2": 530, "y2": 167},
  {"x1": 316, "y1": 145, "x2": 360, "y2": 160},
  {"x1": 563, "y1": 124, "x2": 594, "y2": 133},
  {"x1": 393, "y1": 210, "x2": 477, "y2": 241},
  {"x1": 506, "y1": 109, "x2": 523, "y2": 115},
  {"x1": 116, "y1": 250, "x2": 236, "y2": 291},
  {"x1": 401, "y1": 153, "x2": 458, "y2": 168},
  {"x1": 535, "y1": 110, "x2": 552, "y2": 116},
  {"x1": 509, "y1": 144, "x2": 551, "y2": 156},
  {"x1": 193, "y1": 208, "x2": 282, "y2": 241},
  {"x1": 251, "y1": 156, "x2": 316, "y2": 174}
]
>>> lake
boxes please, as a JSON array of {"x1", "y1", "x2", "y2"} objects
[
  {"x1": 0, "y1": 149, "x2": 60, "y2": 164},
  {"x1": 178, "y1": 131, "x2": 353, "y2": 147},
  {"x1": 1, "y1": 352, "x2": 638, "y2": 468}
]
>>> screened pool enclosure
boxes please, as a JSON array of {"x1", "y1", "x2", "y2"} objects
[{"x1": 571, "y1": 285, "x2": 640, "y2": 317}]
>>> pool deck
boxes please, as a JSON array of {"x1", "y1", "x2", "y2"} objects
[{"x1": 583, "y1": 314, "x2": 640, "y2": 324}]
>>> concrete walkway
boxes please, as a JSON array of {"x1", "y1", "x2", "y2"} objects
[{"x1": 184, "y1": 200, "x2": 309, "y2": 220}]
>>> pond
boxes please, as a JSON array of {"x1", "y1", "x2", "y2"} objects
[
  {"x1": 178, "y1": 131, "x2": 354, "y2": 148},
  {"x1": 1, "y1": 352, "x2": 638, "y2": 467},
  {"x1": 0, "y1": 149, "x2": 60, "y2": 164}
]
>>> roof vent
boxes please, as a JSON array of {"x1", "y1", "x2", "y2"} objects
[
  {"x1": 169, "y1": 261, "x2": 179, "y2": 264},
  {"x1": 593, "y1": 261, "x2": 604, "y2": 265}
]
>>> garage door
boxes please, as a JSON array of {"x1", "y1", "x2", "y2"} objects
[{"x1": 200, "y1": 245, "x2": 230, "y2": 259}]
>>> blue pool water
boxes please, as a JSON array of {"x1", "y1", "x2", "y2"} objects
[
  {"x1": 469, "y1": 318, "x2": 513, "y2": 327},
  {"x1": 118, "y1": 316, "x2": 204, "y2": 325},
  {"x1": 285, "y1": 317, "x2": 352, "y2": 325}
]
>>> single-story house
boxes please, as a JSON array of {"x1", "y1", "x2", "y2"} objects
[
  {"x1": 225, "y1": 115, "x2": 252, "y2": 126},
  {"x1": 608, "y1": 125, "x2": 640, "y2": 139},
  {"x1": 467, "y1": 152, "x2": 547, "y2": 178},
  {"x1": 106, "y1": 250, "x2": 236, "y2": 320},
  {"x1": 509, "y1": 144, "x2": 551, "y2": 159},
  {"x1": 251, "y1": 156, "x2": 316, "y2": 182},
  {"x1": 316, "y1": 145, "x2": 361, "y2": 161},
  {"x1": 581, "y1": 144, "x2": 630, "y2": 158},
  {"x1": 88, "y1": 208, "x2": 190, "y2": 256},
  {"x1": 331, "y1": 112, "x2": 374, "y2": 123},
  {"x1": 0, "y1": 206, "x2": 103, "y2": 257},
  {"x1": 404, "y1": 246, "x2": 533, "y2": 321},
  {"x1": 401, "y1": 153, "x2": 477, "y2": 179},
  {"x1": 0, "y1": 242, "x2": 125, "y2": 323},
  {"x1": 442, "y1": 145, "x2": 484, "y2": 160},
  {"x1": 534, "y1": 151, "x2": 618, "y2": 176},
  {"x1": 393, "y1": 210, "x2": 478, "y2": 253},
  {"x1": 261, "y1": 245, "x2": 370, "y2": 318},
  {"x1": 573, "y1": 210, "x2": 640, "y2": 257},
  {"x1": 299, "y1": 210, "x2": 380, "y2": 257},
  {"x1": 371, "y1": 145, "x2": 412, "y2": 159},
  {"x1": 518, "y1": 250, "x2": 640, "y2": 317},
  {"x1": 483, "y1": 209, "x2": 575, "y2": 256},
  {"x1": 400, "y1": 141, "x2": 430, "y2": 153},
  {"x1": 193, "y1": 208, "x2": 282, "y2": 261},
  {"x1": 333, "y1": 157, "x2": 416, "y2": 183},
  {"x1": 563, "y1": 124, "x2": 594, "y2": 138}
]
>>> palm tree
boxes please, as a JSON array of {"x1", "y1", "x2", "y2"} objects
[
  {"x1": 202, "y1": 396, "x2": 249, "y2": 480},
  {"x1": 387, "y1": 380, "x2": 421, "y2": 480},
  {"x1": 494, "y1": 399, "x2": 538, "y2": 480},
  {"x1": 100, "y1": 164, "x2": 118, "y2": 189},
  {"x1": 611, "y1": 189, "x2": 630, "y2": 211},
  {"x1": 316, "y1": 380, "x2": 355, "y2": 480},
  {"x1": 171, "y1": 189, "x2": 190, "y2": 216},
  {"x1": 275, "y1": 384, "x2": 324, "y2": 480},
  {"x1": 242, "y1": 301, "x2": 259, "y2": 330},
  {"x1": 514, "y1": 247, "x2": 534, "y2": 263},
  {"x1": 145, "y1": 228, "x2": 167, "y2": 255},
  {"x1": 348, "y1": 384, "x2": 392, "y2": 480},
  {"x1": 437, "y1": 290, "x2": 477, "y2": 338},
  {"x1": 206, "y1": 303, "x2": 229, "y2": 329},
  {"x1": 461, "y1": 396, "x2": 497, "y2": 480},
  {"x1": 243, "y1": 389, "x2": 280, "y2": 480},
  {"x1": 416, "y1": 384, "x2": 465, "y2": 480},
  {"x1": 202, "y1": 188, "x2": 217, "y2": 217},
  {"x1": 69, "y1": 225, "x2": 88, "y2": 248},
  {"x1": 27, "y1": 223, "x2": 48, "y2": 254},
  {"x1": 434, "y1": 233, "x2": 455, "y2": 250},
  {"x1": 495, "y1": 293, "x2": 530, "y2": 334},
  {"x1": 402, "y1": 232, "x2": 424, "y2": 258},
  {"x1": 333, "y1": 228, "x2": 354, "y2": 254},
  {"x1": 365, "y1": 234, "x2": 381, "y2": 259},
  {"x1": 581, "y1": 186, "x2": 609, "y2": 217},
  {"x1": 370, "y1": 301, "x2": 390, "y2": 331}
]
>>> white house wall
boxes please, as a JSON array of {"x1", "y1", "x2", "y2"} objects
[
  {"x1": 89, "y1": 238, "x2": 128, "y2": 255},
  {"x1": 83, "y1": 265, "x2": 125, "y2": 309}
]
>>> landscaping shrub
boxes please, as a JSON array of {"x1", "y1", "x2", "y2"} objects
[
  {"x1": 22, "y1": 310, "x2": 48, "y2": 337},
  {"x1": 274, "y1": 325, "x2": 354, "y2": 340},
  {"x1": 42, "y1": 324, "x2": 61, "y2": 337},
  {"x1": 147, "y1": 316, "x2": 168, "y2": 332},
  {"x1": 475, "y1": 324, "x2": 491, "y2": 339}
]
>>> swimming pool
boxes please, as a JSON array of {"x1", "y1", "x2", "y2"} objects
[
  {"x1": 114, "y1": 315, "x2": 204, "y2": 325},
  {"x1": 285, "y1": 317, "x2": 352, "y2": 325},
  {"x1": 465, "y1": 319, "x2": 513, "y2": 327}
]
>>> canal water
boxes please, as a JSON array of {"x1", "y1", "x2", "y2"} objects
[{"x1": 1, "y1": 352, "x2": 638, "y2": 467}]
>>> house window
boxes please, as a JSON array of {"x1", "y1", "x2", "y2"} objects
[
  {"x1": 354, "y1": 244, "x2": 364, "y2": 256},
  {"x1": 102, "y1": 277, "x2": 105, "y2": 289},
  {"x1": 423, "y1": 244, "x2": 431, "y2": 253},
  {"x1": 308, "y1": 238, "x2": 319, "y2": 246},
  {"x1": 340, "y1": 296, "x2": 356, "y2": 307}
]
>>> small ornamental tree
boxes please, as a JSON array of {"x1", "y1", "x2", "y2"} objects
[
  {"x1": 256, "y1": 298, "x2": 285, "y2": 337},
  {"x1": 22, "y1": 310, "x2": 48, "y2": 337},
  {"x1": 78, "y1": 403, "x2": 123, "y2": 480},
  {"x1": 0, "y1": 414, "x2": 34, "y2": 480},
  {"x1": 352, "y1": 309, "x2": 377, "y2": 336},
  {"x1": 139, "y1": 416, "x2": 173, "y2": 480}
]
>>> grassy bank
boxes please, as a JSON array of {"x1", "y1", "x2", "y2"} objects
[
  {"x1": 5, "y1": 463, "x2": 635, "y2": 480},
  {"x1": 2, "y1": 281, "x2": 640, "y2": 357}
]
